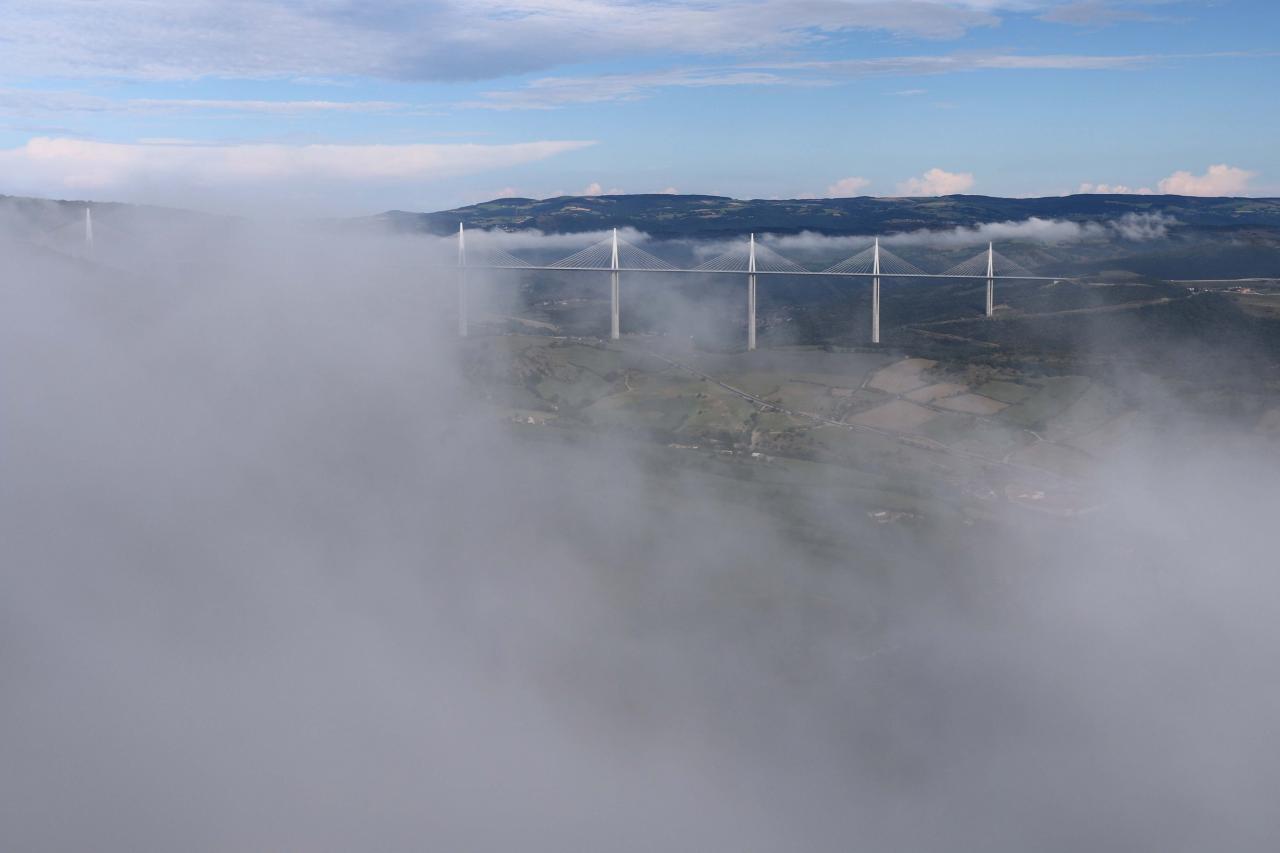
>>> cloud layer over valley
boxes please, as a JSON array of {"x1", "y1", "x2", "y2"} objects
[{"x1": 3, "y1": 218, "x2": 1279, "y2": 850}]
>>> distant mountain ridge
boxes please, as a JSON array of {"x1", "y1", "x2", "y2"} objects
[
  {"x1": 5, "y1": 191, "x2": 1277, "y2": 239},
  {"x1": 381, "y1": 193, "x2": 1280, "y2": 238}
]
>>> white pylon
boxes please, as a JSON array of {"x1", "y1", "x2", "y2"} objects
[
  {"x1": 747, "y1": 233, "x2": 757, "y2": 351},
  {"x1": 871, "y1": 236, "x2": 881, "y2": 344},
  {"x1": 985, "y1": 241, "x2": 995, "y2": 318},
  {"x1": 610, "y1": 227, "x2": 620, "y2": 340},
  {"x1": 84, "y1": 206, "x2": 94, "y2": 250},
  {"x1": 457, "y1": 222, "x2": 468, "y2": 337}
]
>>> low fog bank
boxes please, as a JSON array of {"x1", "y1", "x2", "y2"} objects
[
  {"x1": 459, "y1": 214, "x2": 1173, "y2": 261},
  {"x1": 2, "y1": 227, "x2": 1279, "y2": 852}
]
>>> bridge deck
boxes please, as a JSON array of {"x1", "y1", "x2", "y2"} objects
[{"x1": 447, "y1": 264, "x2": 1066, "y2": 282}]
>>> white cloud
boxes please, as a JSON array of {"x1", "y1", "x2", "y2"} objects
[
  {"x1": 825, "y1": 177, "x2": 872, "y2": 197},
  {"x1": 0, "y1": 137, "x2": 595, "y2": 191},
  {"x1": 1156, "y1": 163, "x2": 1255, "y2": 196},
  {"x1": 659, "y1": 187, "x2": 679, "y2": 194},
  {"x1": 1078, "y1": 182, "x2": 1155, "y2": 194},
  {"x1": 1078, "y1": 165, "x2": 1258, "y2": 198},
  {"x1": 578, "y1": 182, "x2": 623, "y2": 196},
  {"x1": 896, "y1": 168, "x2": 975, "y2": 196}
]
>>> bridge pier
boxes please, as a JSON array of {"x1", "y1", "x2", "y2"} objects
[
  {"x1": 747, "y1": 234, "x2": 758, "y2": 351},
  {"x1": 871, "y1": 237, "x2": 881, "y2": 344},
  {"x1": 610, "y1": 271, "x2": 620, "y2": 340},
  {"x1": 457, "y1": 222, "x2": 468, "y2": 337},
  {"x1": 872, "y1": 278, "x2": 880, "y2": 343},
  {"x1": 610, "y1": 228, "x2": 620, "y2": 340},
  {"x1": 459, "y1": 270, "x2": 469, "y2": 337}
]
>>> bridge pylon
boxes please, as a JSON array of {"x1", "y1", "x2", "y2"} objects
[
  {"x1": 747, "y1": 233, "x2": 757, "y2": 351},
  {"x1": 986, "y1": 241, "x2": 995, "y2": 318}
]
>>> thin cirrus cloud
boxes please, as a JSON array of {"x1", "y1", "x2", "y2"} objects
[
  {"x1": 0, "y1": 87, "x2": 421, "y2": 117},
  {"x1": 462, "y1": 68, "x2": 803, "y2": 111},
  {"x1": 754, "y1": 51, "x2": 1159, "y2": 74},
  {"x1": 0, "y1": 1, "x2": 1021, "y2": 82},
  {"x1": 0, "y1": 137, "x2": 596, "y2": 191},
  {"x1": 1039, "y1": 0, "x2": 1164, "y2": 26},
  {"x1": 127, "y1": 98, "x2": 413, "y2": 115},
  {"x1": 462, "y1": 50, "x2": 1248, "y2": 111}
]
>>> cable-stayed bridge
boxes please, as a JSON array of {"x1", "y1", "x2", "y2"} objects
[
  {"x1": 456, "y1": 225, "x2": 1068, "y2": 347},
  {"x1": 31, "y1": 207, "x2": 1071, "y2": 350}
]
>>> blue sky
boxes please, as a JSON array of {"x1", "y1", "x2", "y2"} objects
[{"x1": 0, "y1": 0, "x2": 1276, "y2": 214}]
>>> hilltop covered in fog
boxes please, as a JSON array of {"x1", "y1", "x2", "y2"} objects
[
  {"x1": 9, "y1": 190, "x2": 1280, "y2": 281},
  {"x1": 6, "y1": 190, "x2": 1279, "y2": 367},
  {"x1": 5, "y1": 212, "x2": 1280, "y2": 853},
  {"x1": 385, "y1": 192, "x2": 1280, "y2": 237},
  {"x1": 374, "y1": 192, "x2": 1280, "y2": 281}
]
